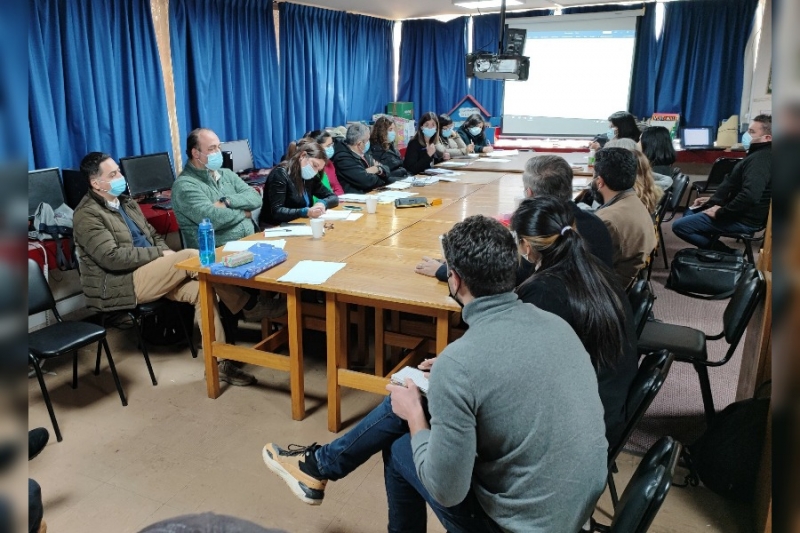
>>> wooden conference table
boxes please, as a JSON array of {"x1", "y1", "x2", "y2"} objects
[
  {"x1": 450, "y1": 151, "x2": 594, "y2": 176},
  {"x1": 177, "y1": 154, "x2": 589, "y2": 432}
]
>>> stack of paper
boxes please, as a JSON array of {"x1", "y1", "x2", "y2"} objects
[
  {"x1": 390, "y1": 366, "x2": 430, "y2": 394},
  {"x1": 438, "y1": 161, "x2": 469, "y2": 167},
  {"x1": 385, "y1": 181, "x2": 412, "y2": 190},
  {"x1": 478, "y1": 158, "x2": 511, "y2": 163},
  {"x1": 319, "y1": 210, "x2": 353, "y2": 221}
]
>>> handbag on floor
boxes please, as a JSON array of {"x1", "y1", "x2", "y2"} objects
[{"x1": 666, "y1": 248, "x2": 751, "y2": 300}]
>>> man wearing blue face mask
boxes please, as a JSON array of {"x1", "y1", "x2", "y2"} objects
[
  {"x1": 673, "y1": 114, "x2": 772, "y2": 252},
  {"x1": 331, "y1": 123, "x2": 391, "y2": 194},
  {"x1": 172, "y1": 128, "x2": 263, "y2": 250},
  {"x1": 73, "y1": 152, "x2": 279, "y2": 386}
]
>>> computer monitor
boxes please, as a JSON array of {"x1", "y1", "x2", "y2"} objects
[
  {"x1": 680, "y1": 127, "x2": 715, "y2": 149},
  {"x1": 119, "y1": 152, "x2": 175, "y2": 203},
  {"x1": 61, "y1": 169, "x2": 88, "y2": 210},
  {"x1": 29, "y1": 168, "x2": 65, "y2": 218},
  {"x1": 220, "y1": 139, "x2": 254, "y2": 174}
]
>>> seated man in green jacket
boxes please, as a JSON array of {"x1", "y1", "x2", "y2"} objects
[{"x1": 74, "y1": 152, "x2": 279, "y2": 386}]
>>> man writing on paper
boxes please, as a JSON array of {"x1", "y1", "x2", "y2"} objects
[
  {"x1": 673, "y1": 114, "x2": 772, "y2": 252},
  {"x1": 262, "y1": 216, "x2": 607, "y2": 532}
]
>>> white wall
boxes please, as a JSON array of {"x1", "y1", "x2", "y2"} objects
[{"x1": 741, "y1": 0, "x2": 772, "y2": 128}]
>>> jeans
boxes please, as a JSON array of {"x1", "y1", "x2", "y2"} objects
[
  {"x1": 384, "y1": 433, "x2": 502, "y2": 533},
  {"x1": 672, "y1": 209, "x2": 759, "y2": 250},
  {"x1": 315, "y1": 396, "x2": 408, "y2": 481},
  {"x1": 29, "y1": 479, "x2": 43, "y2": 533}
]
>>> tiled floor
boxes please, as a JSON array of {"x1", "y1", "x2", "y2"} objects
[{"x1": 28, "y1": 322, "x2": 753, "y2": 532}]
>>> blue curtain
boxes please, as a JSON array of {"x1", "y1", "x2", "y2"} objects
[
  {"x1": 398, "y1": 17, "x2": 469, "y2": 118},
  {"x1": 469, "y1": 10, "x2": 552, "y2": 118},
  {"x1": 28, "y1": 0, "x2": 171, "y2": 170},
  {"x1": 561, "y1": 3, "x2": 644, "y2": 15},
  {"x1": 170, "y1": 0, "x2": 284, "y2": 167},
  {"x1": 630, "y1": 0, "x2": 758, "y2": 127},
  {"x1": 280, "y1": 3, "x2": 394, "y2": 143},
  {"x1": 629, "y1": 3, "x2": 659, "y2": 117}
]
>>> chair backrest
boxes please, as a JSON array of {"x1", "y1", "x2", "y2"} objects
[
  {"x1": 706, "y1": 157, "x2": 740, "y2": 189},
  {"x1": 627, "y1": 280, "x2": 655, "y2": 339},
  {"x1": 653, "y1": 190, "x2": 671, "y2": 224},
  {"x1": 666, "y1": 174, "x2": 690, "y2": 212},
  {"x1": 723, "y1": 269, "x2": 764, "y2": 345},
  {"x1": 62, "y1": 168, "x2": 89, "y2": 210},
  {"x1": 610, "y1": 436, "x2": 682, "y2": 533},
  {"x1": 28, "y1": 259, "x2": 56, "y2": 316},
  {"x1": 608, "y1": 349, "x2": 674, "y2": 466}
]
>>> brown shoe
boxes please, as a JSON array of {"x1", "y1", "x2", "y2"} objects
[
  {"x1": 242, "y1": 294, "x2": 287, "y2": 322},
  {"x1": 262, "y1": 442, "x2": 327, "y2": 505},
  {"x1": 218, "y1": 360, "x2": 257, "y2": 386}
]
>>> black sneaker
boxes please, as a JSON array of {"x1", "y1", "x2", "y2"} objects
[
  {"x1": 29, "y1": 428, "x2": 49, "y2": 461},
  {"x1": 262, "y1": 442, "x2": 327, "y2": 505}
]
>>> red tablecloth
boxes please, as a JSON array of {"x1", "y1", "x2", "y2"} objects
[{"x1": 28, "y1": 239, "x2": 73, "y2": 272}]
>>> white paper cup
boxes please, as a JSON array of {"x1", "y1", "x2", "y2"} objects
[
  {"x1": 310, "y1": 218, "x2": 324, "y2": 239},
  {"x1": 366, "y1": 196, "x2": 378, "y2": 214}
]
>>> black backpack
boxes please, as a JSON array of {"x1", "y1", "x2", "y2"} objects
[{"x1": 680, "y1": 383, "x2": 770, "y2": 502}]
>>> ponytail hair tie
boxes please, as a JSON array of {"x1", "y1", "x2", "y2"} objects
[{"x1": 560, "y1": 226, "x2": 572, "y2": 236}]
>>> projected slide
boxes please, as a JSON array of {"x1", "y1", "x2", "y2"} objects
[{"x1": 500, "y1": 13, "x2": 639, "y2": 136}]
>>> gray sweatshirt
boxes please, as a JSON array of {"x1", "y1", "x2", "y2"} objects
[{"x1": 411, "y1": 292, "x2": 608, "y2": 533}]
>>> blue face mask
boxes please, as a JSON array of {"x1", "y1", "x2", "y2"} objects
[
  {"x1": 468, "y1": 126, "x2": 482, "y2": 137},
  {"x1": 741, "y1": 131, "x2": 752, "y2": 150},
  {"x1": 108, "y1": 176, "x2": 127, "y2": 197},
  {"x1": 387, "y1": 131, "x2": 397, "y2": 143},
  {"x1": 301, "y1": 162, "x2": 317, "y2": 180},
  {"x1": 363, "y1": 141, "x2": 371, "y2": 153},
  {"x1": 607, "y1": 128, "x2": 616, "y2": 140},
  {"x1": 205, "y1": 151, "x2": 223, "y2": 171},
  {"x1": 324, "y1": 145, "x2": 335, "y2": 159},
  {"x1": 441, "y1": 128, "x2": 453, "y2": 138},
  {"x1": 422, "y1": 127, "x2": 437, "y2": 138}
]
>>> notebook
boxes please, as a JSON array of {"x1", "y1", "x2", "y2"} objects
[
  {"x1": 390, "y1": 366, "x2": 429, "y2": 394},
  {"x1": 209, "y1": 243, "x2": 287, "y2": 279}
]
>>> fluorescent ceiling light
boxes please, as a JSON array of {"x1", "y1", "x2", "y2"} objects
[{"x1": 453, "y1": 0, "x2": 523, "y2": 9}]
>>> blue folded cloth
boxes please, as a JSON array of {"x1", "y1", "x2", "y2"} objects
[{"x1": 209, "y1": 243, "x2": 287, "y2": 279}]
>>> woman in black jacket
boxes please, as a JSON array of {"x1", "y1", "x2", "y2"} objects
[
  {"x1": 510, "y1": 196, "x2": 638, "y2": 449},
  {"x1": 457, "y1": 113, "x2": 493, "y2": 154},
  {"x1": 639, "y1": 125, "x2": 677, "y2": 176},
  {"x1": 403, "y1": 111, "x2": 447, "y2": 176},
  {"x1": 369, "y1": 116, "x2": 409, "y2": 178},
  {"x1": 259, "y1": 141, "x2": 338, "y2": 228}
]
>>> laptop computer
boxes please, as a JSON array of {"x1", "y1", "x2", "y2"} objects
[{"x1": 680, "y1": 127, "x2": 715, "y2": 149}]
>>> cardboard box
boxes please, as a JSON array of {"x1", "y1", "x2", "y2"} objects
[
  {"x1": 715, "y1": 115, "x2": 739, "y2": 148},
  {"x1": 648, "y1": 113, "x2": 680, "y2": 139},
  {"x1": 387, "y1": 102, "x2": 414, "y2": 120},
  {"x1": 373, "y1": 113, "x2": 416, "y2": 149}
]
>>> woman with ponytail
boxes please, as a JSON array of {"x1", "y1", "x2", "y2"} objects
[
  {"x1": 510, "y1": 196, "x2": 638, "y2": 447},
  {"x1": 259, "y1": 140, "x2": 338, "y2": 228}
]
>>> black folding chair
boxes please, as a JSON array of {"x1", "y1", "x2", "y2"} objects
[
  {"x1": 28, "y1": 259, "x2": 126, "y2": 442},
  {"x1": 658, "y1": 174, "x2": 690, "y2": 268},
  {"x1": 626, "y1": 280, "x2": 655, "y2": 339},
  {"x1": 95, "y1": 299, "x2": 197, "y2": 387},
  {"x1": 605, "y1": 349, "x2": 674, "y2": 508},
  {"x1": 637, "y1": 270, "x2": 764, "y2": 425},
  {"x1": 708, "y1": 225, "x2": 767, "y2": 264},
  {"x1": 592, "y1": 436, "x2": 682, "y2": 533},
  {"x1": 684, "y1": 157, "x2": 739, "y2": 209}
]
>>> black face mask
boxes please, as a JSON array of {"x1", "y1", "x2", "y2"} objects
[{"x1": 447, "y1": 270, "x2": 465, "y2": 309}]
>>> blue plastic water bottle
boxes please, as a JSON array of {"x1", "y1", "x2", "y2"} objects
[{"x1": 198, "y1": 218, "x2": 216, "y2": 266}]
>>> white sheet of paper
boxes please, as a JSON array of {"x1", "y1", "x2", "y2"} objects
[
  {"x1": 385, "y1": 182, "x2": 412, "y2": 189},
  {"x1": 263, "y1": 226, "x2": 313, "y2": 237},
  {"x1": 438, "y1": 161, "x2": 469, "y2": 167},
  {"x1": 347, "y1": 212, "x2": 363, "y2": 221},
  {"x1": 488, "y1": 149, "x2": 519, "y2": 157},
  {"x1": 277, "y1": 260, "x2": 347, "y2": 284},
  {"x1": 437, "y1": 175, "x2": 462, "y2": 181},
  {"x1": 222, "y1": 239, "x2": 286, "y2": 252},
  {"x1": 477, "y1": 158, "x2": 510, "y2": 163},
  {"x1": 319, "y1": 210, "x2": 352, "y2": 220},
  {"x1": 390, "y1": 366, "x2": 430, "y2": 394},
  {"x1": 338, "y1": 193, "x2": 368, "y2": 203}
]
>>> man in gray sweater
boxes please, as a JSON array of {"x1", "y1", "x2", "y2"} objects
[{"x1": 263, "y1": 216, "x2": 608, "y2": 532}]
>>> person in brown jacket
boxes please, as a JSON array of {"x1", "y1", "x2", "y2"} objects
[
  {"x1": 592, "y1": 147, "x2": 657, "y2": 289},
  {"x1": 73, "y1": 152, "x2": 277, "y2": 386}
]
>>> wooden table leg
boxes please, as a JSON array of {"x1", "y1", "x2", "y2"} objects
[
  {"x1": 375, "y1": 307, "x2": 385, "y2": 378},
  {"x1": 199, "y1": 274, "x2": 220, "y2": 399},
  {"x1": 326, "y1": 293, "x2": 345, "y2": 432},
  {"x1": 287, "y1": 287, "x2": 305, "y2": 421},
  {"x1": 435, "y1": 309, "x2": 450, "y2": 354}
]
